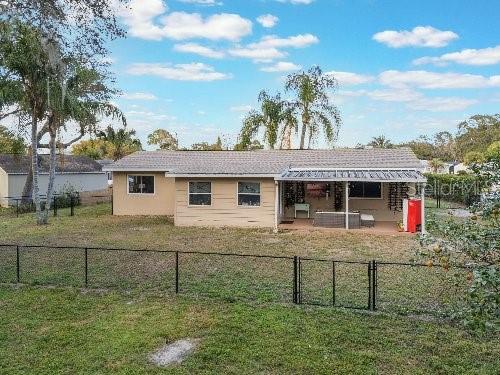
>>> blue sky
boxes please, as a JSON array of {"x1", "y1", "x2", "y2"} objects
[{"x1": 108, "y1": 0, "x2": 500, "y2": 149}]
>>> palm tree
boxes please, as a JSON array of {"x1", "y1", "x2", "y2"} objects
[
  {"x1": 429, "y1": 158, "x2": 445, "y2": 173},
  {"x1": 285, "y1": 66, "x2": 341, "y2": 149},
  {"x1": 367, "y1": 135, "x2": 393, "y2": 149},
  {"x1": 239, "y1": 90, "x2": 297, "y2": 149},
  {"x1": 98, "y1": 125, "x2": 142, "y2": 160}
]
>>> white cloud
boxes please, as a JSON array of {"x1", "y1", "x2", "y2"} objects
[
  {"x1": 327, "y1": 71, "x2": 374, "y2": 85},
  {"x1": 256, "y1": 14, "x2": 279, "y2": 28},
  {"x1": 174, "y1": 43, "x2": 225, "y2": 58},
  {"x1": 249, "y1": 34, "x2": 319, "y2": 49},
  {"x1": 118, "y1": 0, "x2": 167, "y2": 40},
  {"x1": 127, "y1": 62, "x2": 231, "y2": 81},
  {"x1": 230, "y1": 105, "x2": 252, "y2": 112},
  {"x1": 413, "y1": 45, "x2": 500, "y2": 66},
  {"x1": 367, "y1": 88, "x2": 421, "y2": 102},
  {"x1": 122, "y1": 92, "x2": 158, "y2": 100},
  {"x1": 260, "y1": 61, "x2": 301, "y2": 72},
  {"x1": 378, "y1": 70, "x2": 500, "y2": 89},
  {"x1": 119, "y1": 0, "x2": 252, "y2": 41},
  {"x1": 178, "y1": 0, "x2": 223, "y2": 6},
  {"x1": 161, "y1": 12, "x2": 252, "y2": 40},
  {"x1": 340, "y1": 88, "x2": 477, "y2": 112},
  {"x1": 228, "y1": 47, "x2": 286, "y2": 62},
  {"x1": 228, "y1": 34, "x2": 318, "y2": 62},
  {"x1": 407, "y1": 97, "x2": 477, "y2": 112},
  {"x1": 373, "y1": 26, "x2": 458, "y2": 48}
]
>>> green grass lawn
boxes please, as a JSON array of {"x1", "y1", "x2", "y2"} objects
[
  {"x1": 0, "y1": 204, "x2": 497, "y2": 374},
  {"x1": 0, "y1": 203, "x2": 416, "y2": 261},
  {"x1": 1, "y1": 286, "x2": 498, "y2": 375},
  {"x1": 0, "y1": 204, "x2": 467, "y2": 314}
]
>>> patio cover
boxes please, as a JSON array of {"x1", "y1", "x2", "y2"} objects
[{"x1": 276, "y1": 169, "x2": 426, "y2": 183}]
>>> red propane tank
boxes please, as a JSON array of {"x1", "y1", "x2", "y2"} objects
[{"x1": 407, "y1": 199, "x2": 422, "y2": 233}]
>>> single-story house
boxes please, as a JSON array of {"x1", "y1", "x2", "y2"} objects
[
  {"x1": 105, "y1": 148, "x2": 427, "y2": 232},
  {"x1": 0, "y1": 154, "x2": 108, "y2": 207}
]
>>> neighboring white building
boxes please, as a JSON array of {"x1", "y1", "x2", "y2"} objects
[
  {"x1": 452, "y1": 162, "x2": 469, "y2": 174},
  {"x1": 0, "y1": 154, "x2": 108, "y2": 207},
  {"x1": 419, "y1": 160, "x2": 454, "y2": 174},
  {"x1": 97, "y1": 159, "x2": 114, "y2": 186}
]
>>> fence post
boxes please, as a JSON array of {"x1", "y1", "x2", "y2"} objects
[
  {"x1": 16, "y1": 200, "x2": 19, "y2": 218},
  {"x1": 372, "y1": 260, "x2": 377, "y2": 311},
  {"x1": 70, "y1": 195, "x2": 74, "y2": 216},
  {"x1": 16, "y1": 245, "x2": 20, "y2": 283},
  {"x1": 332, "y1": 261, "x2": 336, "y2": 306},
  {"x1": 111, "y1": 189, "x2": 114, "y2": 215},
  {"x1": 175, "y1": 251, "x2": 179, "y2": 294},
  {"x1": 368, "y1": 261, "x2": 372, "y2": 310},
  {"x1": 293, "y1": 256, "x2": 298, "y2": 304},
  {"x1": 84, "y1": 247, "x2": 88, "y2": 287},
  {"x1": 53, "y1": 196, "x2": 57, "y2": 217}
]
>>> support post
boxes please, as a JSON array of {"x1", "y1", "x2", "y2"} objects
[
  {"x1": 368, "y1": 261, "x2": 372, "y2": 310},
  {"x1": 372, "y1": 260, "x2": 377, "y2": 311},
  {"x1": 274, "y1": 181, "x2": 279, "y2": 232},
  {"x1": 293, "y1": 256, "x2": 298, "y2": 304},
  {"x1": 345, "y1": 181, "x2": 349, "y2": 230},
  {"x1": 421, "y1": 183, "x2": 426, "y2": 234},
  {"x1": 16, "y1": 200, "x2": 19, "y2": 218},
  {"x1": 53, "y1": 196, "x2": 57, "y2": 216},
  {"x1": 175, "y1": 251, "x2": 179, "y2": 293},
  {"x1": 84, "y1": 247, "x2": 88, "y2": 287},
  {"x1": 332, "y1": 261, "x2": 336, "y2": 306},
  {"x1": 70, "y1": 195, "x2": 74, "y2": 216},
  {"x1": 16, "y1": 245, "x2": 20, "y2": 283}
]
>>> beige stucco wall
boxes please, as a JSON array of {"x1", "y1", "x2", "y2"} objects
[
  {"x1": 283, "y1": 182, "x2": 411, "y2": 222},
  {"x1": 175, "y1": 178, "x2": 276, "y2": 228},
  {"x1": 112, "y1": 172, "x2": 175, "y2": 216},
  {"x1": 0, "y1": 168, "x2": 8, "y2": 207}
]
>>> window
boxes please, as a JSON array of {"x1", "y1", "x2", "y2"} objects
[
  {"x1": 238, "y1": 182, "x2": 261, "y2": 206},
  {"x1": 349, "y1": 182, "x2": 382, "y2": 198},
  {"x1": 128, "y1": 175, "x2": 154, "y2": 194},
  {"x1": 189, "y1": 181, "x2": 211, "y2": 206}
]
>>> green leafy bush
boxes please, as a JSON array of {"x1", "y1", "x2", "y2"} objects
[{"x1": 424, "y1": 173, "x2": 481, "y2": 206}]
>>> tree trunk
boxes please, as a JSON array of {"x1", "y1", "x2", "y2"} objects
[
  {"x1": 30, "y1": 114, "x2": 43, "y2": 225},
  {"x1": 40, "y1": 125, "x2": 57, "y2": 224},
  {"x1": 299, "y1": 111, "x2": 309, "y2": 150},
  {"x1": 21, "y1": 123, "x2": 49, "y2": 204},
  {"x1": 21, "y1": 153, "x2": 33, "y2": 204}
]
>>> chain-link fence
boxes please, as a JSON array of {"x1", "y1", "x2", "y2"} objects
[
  {"x1": 0, "y1": 244, "x2": 468, "y2": 316},
  {"x1": 1, "y1": 192, "x2": 113, "y2": 218}
]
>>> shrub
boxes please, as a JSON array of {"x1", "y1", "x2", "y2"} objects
[{"x1": 424, "y1": 173, "x2": 482, "y2": 206}]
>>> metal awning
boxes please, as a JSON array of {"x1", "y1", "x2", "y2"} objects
[{"x1": 276, "y1": 169, "x2": 426, "y2": 183}]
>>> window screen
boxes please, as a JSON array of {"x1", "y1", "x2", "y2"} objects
[
  {"x1": 128, "y1": 175, "x2": 154, "y2": 194},
  {"x1": 238, "y1": 182, "x2": 261, "y2": 206},
  {"x1": 189, "y1": 182, "x2": 212, "y2": 205},
  {"x1": 349, "y1": 182, "x2": 381, "y2": 198}
]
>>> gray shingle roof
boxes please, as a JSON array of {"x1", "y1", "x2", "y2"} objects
[
  {"x1": 107, "y1": 148, "x2": 422, "y2": 175},
  {"x1": 0, "y1": 154, "x2": 103, "y2": 174}
]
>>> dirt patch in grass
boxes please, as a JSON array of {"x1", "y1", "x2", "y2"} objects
[{"x1": 149, "y1": 338, "x2": 200, "y2": 367}]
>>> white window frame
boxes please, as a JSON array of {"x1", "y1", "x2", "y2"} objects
[
  {"x1": 237, "y1": 181, "x2": 261, "y2": 207},
  {"x1": 348, "y1": 181, "x2": 383, "y2": 200},
  {"x1": 188, "y1": 181, "x2": 212, "y2": 207},
  {"x1": 127, "y1": 174, "x2": 155, "y2": 195}
]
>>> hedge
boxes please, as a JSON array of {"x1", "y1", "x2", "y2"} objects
[{"x1": 424, "y1": 173, "x2": 481, "y2": 206}]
